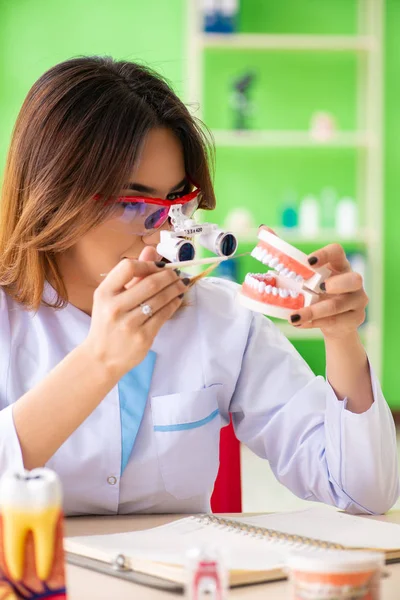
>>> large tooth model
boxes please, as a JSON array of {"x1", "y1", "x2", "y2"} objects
[
  {"x1": 238, "y1": 228, "x2": 331, "y2": 320},
  {"x1": 0, "y1": 468, "x2": 67, "y2": 599}
]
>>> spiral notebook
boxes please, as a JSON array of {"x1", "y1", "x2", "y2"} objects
[{"x1": 65, "y1": 507, "x2": 400, "y2": 589}]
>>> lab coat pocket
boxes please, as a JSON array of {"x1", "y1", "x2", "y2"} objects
[{"x1": 151, "y1": 384, "x2": 222, "y2": 500}]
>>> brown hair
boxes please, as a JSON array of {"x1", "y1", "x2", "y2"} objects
[{"x1": 0, "y1": 56, "x2": 215, "y2": 310}]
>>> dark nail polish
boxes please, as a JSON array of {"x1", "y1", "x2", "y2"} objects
[
  {"x1": 178, "y1": 293, "x2": 184, "y2": 299},
  {"x1": 155, "y1": 261, "x2": 166, "y2": 268},
  {"x1": 290, "y1": 314, "x2": 301, "y2": 323},
  {"x1": 320, "y1": 282, "x2": 326, "y2": 291},
  {"x1": 308, "y1": 256, "x2": 318, "y2": 266},
  {"x1": 182, "y1": 277, "x2": 190, "y2": 286},
  {"x1": 174, "y1": 268, "x2": 181, "y2": 276}
]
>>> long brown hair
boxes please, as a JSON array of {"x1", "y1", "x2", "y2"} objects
[{"x1": 0, "y1": 56, "x2": 215, "y2": 310}]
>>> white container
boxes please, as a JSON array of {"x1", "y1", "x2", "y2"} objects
[
  {"x1": 298, "y1": 195, "x2": 320, "y2": 237},
  {"x1": 220, "y1": 0, "x2": 239, "y2": 16},
  {"x1": 320, "y1": 187, "x2": 337, "y2": 230},
  {"x1": 335, "y1": 196, "x2": 359, "y2": 237},
  {"x1": 287, "y1": 550, "x2": 384, "y2": 600}
]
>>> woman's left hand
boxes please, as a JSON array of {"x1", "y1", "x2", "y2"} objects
[{"x1": 289, "y1": 243, "x2": 368, "y2": 339}]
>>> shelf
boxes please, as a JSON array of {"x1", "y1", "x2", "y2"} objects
[
  {"x1": 188, "y1": 0, "x2": 384, "y2": 377},
  {"x1": 276, "y1": 322, "x2": 323, "y2": 339},
  {"x1": 235, "y1": 228, "x2": 370, "y2": 246},
  {"x1": 212, "y1": 130, "x2": 372, "y2": 148},
  {"x1": 200, "y1": 33, "x2": 376, "y2": 52},
  {"x1": 276, "y1": 321, "x2": 369, "y2": 341}
]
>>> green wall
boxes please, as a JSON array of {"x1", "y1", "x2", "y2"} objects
[
  {"x1": 0, "y1": 0, "x2": 185, "y2": 169},
  {"x1": 383, "y1": 0, "x2": 400, "y2": 408},
  {"x1": 0, "y1": 0, "x2": 399, "y2": 405}
]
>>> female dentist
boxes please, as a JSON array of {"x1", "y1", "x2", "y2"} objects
[{"x1": 0, "y1": 57, "x2": 398, "y2": 516}]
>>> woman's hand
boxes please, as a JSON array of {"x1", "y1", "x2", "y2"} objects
[
  {"x1": 83, "y1": 255, "x2": 188, "y2": 379},
  {"x1": 289, "y1": 243, "x2": 368, "y2": 339}
]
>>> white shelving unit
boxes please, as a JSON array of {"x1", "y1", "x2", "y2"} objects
[
  {"x1": 235, "y1": 227, "x2": 371, "y2": 245},
  {"x1": 200, "y1": 33, "x2": 377, "y2": 52},
  {"x1": 212, "y1": 130, "x2": 373, "y2": 148},
  {"x1": 186, "y1": 0, "x2": 384, "y2": 377}
]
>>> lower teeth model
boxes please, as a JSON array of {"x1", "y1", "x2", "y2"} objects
[
  {"x1": 0, "y1": 468, "x2": 65, "y2": 586},
  {"x1": 238, "y1": 228, "x2": 331, "y2": 320}
]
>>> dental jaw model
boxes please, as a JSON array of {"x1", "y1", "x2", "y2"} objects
[
  {"x1": 238, "y1": 228, "x2": 331, "y2": 319},
  {"x1": 0, "y1": 468, "x2": 66, "y2": 599}
]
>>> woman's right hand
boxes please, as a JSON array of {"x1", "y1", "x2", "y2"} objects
[{"x1": 82, "y1": 258, "x2": 188, "y2": 379}]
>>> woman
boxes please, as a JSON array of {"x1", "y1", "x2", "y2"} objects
[{"x1": 0, "y1": 56, "x2": 397, "y2": 516}]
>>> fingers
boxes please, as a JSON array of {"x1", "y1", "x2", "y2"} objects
[
  {"x1": 117, "y1": 270, "x2": 187, "y2": 314},
  {"x1": 125, "y1": 246, "x2": 163, "y2": 289},
  {"x1": 307, "y1": 243, "x2": 351, "y2": 273},
  {"x1": 138, "y1": 246, "x2": 160, "y2": 262},
  {"x1": 141, "y1": 296, "x2": 184, "y2": 338},
  {"x1": 291, "y1": 289, "x2": 367, "y2": 325},
  {"x1": 322, "y1": 271, "x2": 363, "y2": 295},
  {"x1": 99, "y1": 259, "x2": 162, "y2": 295},
  {"x1": 294, "y1": 309, "x2": 366, "y2": 333}
]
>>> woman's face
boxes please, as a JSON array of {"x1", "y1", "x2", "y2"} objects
[{"x1": 58, "y1": 127, "x2": 188, "y2": 288}]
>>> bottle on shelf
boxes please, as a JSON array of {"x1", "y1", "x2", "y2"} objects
[
  {"x1": 279, "y1": 189, "x2": 298, "y2": 230},
  {"x1": 298, "y1": 195, "x2": 320, "y2": 237},
  {"x1": 202, "y1": 0, "x2": 239, "y2": 34},
  {"x1": 320, "y1": 187, "x2": 337, "y2": 230},
  {"x1": 335, "y1": 196, "x2": 358, "y2": 237},
  {"x1": 223, "y1": 207, "x2": 255, "y2": 235}
]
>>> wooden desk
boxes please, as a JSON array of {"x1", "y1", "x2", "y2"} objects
[{"x1": 65, "y1": 512, "x2": 400, "y2": 599}]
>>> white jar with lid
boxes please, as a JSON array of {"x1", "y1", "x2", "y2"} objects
[{"x1": 286, "y1": 549, "x2": 384, "y2": 600}]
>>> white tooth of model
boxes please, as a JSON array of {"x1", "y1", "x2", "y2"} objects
[
  {"x1": 0, "y1": 468, "x2": 62, "y2": 581},
  {"x1": 269, "y1": 257, "x2": 279, "y2": 268}
]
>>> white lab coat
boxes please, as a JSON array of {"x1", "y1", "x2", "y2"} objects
[{"x1": 0, "y1": 279, "x2": 398, "y2": 516}]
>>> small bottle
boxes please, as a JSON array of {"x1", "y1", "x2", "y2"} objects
[
  {"x1": 203, "y1": 0, "x2": 238, "y2": 33},
  {"x1": 280, "y1": 189, "x2": 298, "y2": 229},
  {"x1": 320, "y1": 187, "x2": 337, "y2": 230},
  {"x1": 298, "y1": 195, "x2": 320, "y2": 237},
  {"x1": 335, "y1": 197, "x2": 358, "y2": 237},
  {"x1": 185, "y1": 547, "x2": 228, "y2": 600},
  {"x1": 220, "y1": 0, "x2": 238, "y2": 33}
]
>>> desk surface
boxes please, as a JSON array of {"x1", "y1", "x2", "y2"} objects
[{"x1": 64, "y1": 511, "x2": 400, "y2": 599}]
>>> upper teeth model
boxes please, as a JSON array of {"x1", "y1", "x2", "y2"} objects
[
  {"x1": 0, "y1": 468, "x2": 62, "y2": 581},
  {"x1": 238, "y1": 228, "x2": 331, "y2": 320}
]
